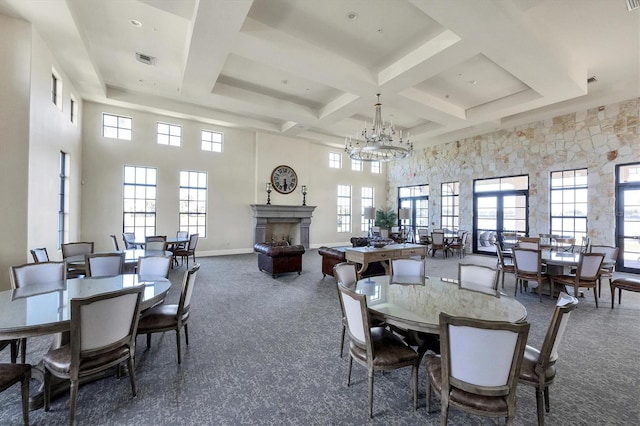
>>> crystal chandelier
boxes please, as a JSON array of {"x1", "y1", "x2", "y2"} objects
[{"x1": 345, "y1": 94, "x2": 413, "y2": 162}]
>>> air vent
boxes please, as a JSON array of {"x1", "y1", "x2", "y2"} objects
[
  {"x1": 135, "y1": 52, "x2": 155, "y2": 65},
  {"x1": 626, "y1": 0, "x2": 640, "y2": 11},
  {"x1": 587, "y1": 76, "x2": 597, "y2": 84}
]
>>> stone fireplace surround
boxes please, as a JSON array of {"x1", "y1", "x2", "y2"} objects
[{"x1": 250, "y1": 204, "x2": 316, "y2": 249}]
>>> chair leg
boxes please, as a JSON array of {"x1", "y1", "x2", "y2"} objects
[
  {"x1": 544, "y1": 386, "x2": 551, "y2": 413},
  {"x1": 184, "y1": 324, "x2": 189, "y2": 346},
  {"x1": 69, "y1": 379, "x2": 79, "y2": 426},
  {"x1": 368, "y1": 370, "x2": 374, "y2": 418},
  {"x1": 339, "y1": 325, "x2": 346, "y2": 357},
  {"x1": 44, "y1": 369, "x2": 51, "y2": 412},
  {"x1": 20, "y1": 338, "x2": 26, "y2": 364},
  {"x1": 535, "y1": 387, "x2": 545, "y2": 426},
  {"x1": 146, "y1": 333, "x2": 151, "y2": 349},
  {"x1": 20, "y1": 368, "x2": 30, "y2": 426},
  {"x1": 176, "y1": 330, "x2": 182, "y2": 364},
  {"x1": 593, "y1": 287, "x2": 599, "y2": 308},
  {"x1": 10, "y1": 340, "x2": 18, "y2": 363},
  {"x1": 411, "y1": 364, "x2": 418, "y2": 411},
  {"x1": 347, "y1": 357, "x2": 353, "y2": 386},
  {"x1": 128, "y1": 357, "x2": 138, "y2": 397},
  {"x1": 426, "y1": 378, "x2": 432, "y2": 413}
]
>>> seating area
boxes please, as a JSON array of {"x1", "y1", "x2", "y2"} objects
[{"x1": 0, "y1": 252, "x2": 638, "y2": 425}]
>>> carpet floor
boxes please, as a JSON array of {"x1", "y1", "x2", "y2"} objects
[{"x1": 1, "y1": 250, "x2": 639, "y2": 425}]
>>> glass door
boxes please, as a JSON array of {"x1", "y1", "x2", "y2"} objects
[
  {"x1": 473, "y1": 175, "x2": 529, "y2": 255},
  {"x1": 398, "y1": 185, "x2": 429, "y2": 243},
  {"x1": 616, "y1": 163, "x2": 640, "y2": 273}
]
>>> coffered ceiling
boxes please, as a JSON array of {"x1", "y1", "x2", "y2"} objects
[{"x1": 1, "y1": 0, "x2": 638, "y2": 150}]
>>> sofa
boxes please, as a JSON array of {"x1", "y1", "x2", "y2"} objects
[
  {"x1": 254, "y1": 241, "x2": 305, "y2": 278},
  {"x1": 318, "y1": 237, "x2": 386, "y2": 279}
]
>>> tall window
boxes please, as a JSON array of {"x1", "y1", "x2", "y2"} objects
[
  {"x1": 329, "y1": 152, "x2": 342, "y2": 169},
  {"x1": 550, "y1": 169, "x2": 587, "y2": 241},
  {"x1": 123, "y1": 165, "x2": 157, "y2": 240},
  {"x1": 102, "y1": 113, "x2": 132, "y2": 140},
  {"x1": 441, "y1": 182, "x2": 460, "y2": 232},
  {"x1": 201, "y1": 130, "x2": 223, "y2": 152},
  {"x1": 351, "y1": 159, "x2": 362, "y2": 171},
  {"x1": 70, "y1": 95, "x2": 78, "y2": 124},
  {"x1": 51, "y1": 71, "x2": 61, "y2": 107},
  {"x1": 157, "y1": 122, "x2": 182, "y2": 146},
  {"x1": 179, "y1": 171, "x2": 207, "y2": 237},
  {"x1": 58, "y1": 152, "x2": 69, "y2": 248},
  {"x1": 361, "y1": 187, "x2": 374, "y2": 232},
  {"x1": 371, "y1": 161, "x2": 381, "y2": 174},
  {"x1": 337, "y1": 185, "x2": 351, "y2": 232}
]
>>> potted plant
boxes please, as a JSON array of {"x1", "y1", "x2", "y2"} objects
[{"x1": 375, "y1": 208, "x2": 397, "y2": 239}]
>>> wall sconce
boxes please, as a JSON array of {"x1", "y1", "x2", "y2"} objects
[
  {"x1": 301, "y1": 185, "x2": 307, "y2": 206},
  {"x1": 265, "y1": 182, "x2": 272, "y2": 205}
]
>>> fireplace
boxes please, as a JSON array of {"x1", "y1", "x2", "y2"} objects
[{"x1": 250, "y1": 204, "x2": 316, "y2": 248}]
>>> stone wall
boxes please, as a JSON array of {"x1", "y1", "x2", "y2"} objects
[{"x1": 388, "y1": 98, "x2": 640, "y2": 247}]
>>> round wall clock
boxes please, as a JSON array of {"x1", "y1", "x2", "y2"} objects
[{"x1": 270, "y1": 165, "x2": 298, "y2": 194}]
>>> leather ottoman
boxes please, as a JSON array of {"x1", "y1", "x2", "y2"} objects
[
  {"x1": 318, "y1": 246, "x2": 348, "y2": 278},
  {"x1": 254, "y1": 242, "x2": 305, "y2": 278}
]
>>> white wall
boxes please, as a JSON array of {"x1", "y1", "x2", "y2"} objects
[
  {"x1": 80, "y1": 104, "x2": 388, "y2": 254},
  {"x1": 0, "y1": 14, "x2": 83, "y2": 290}
]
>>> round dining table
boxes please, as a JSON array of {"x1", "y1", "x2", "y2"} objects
[
  {"x1": 0, "y1": 274, "x2": 171, "y2": 409},
  {"x1": 65, "y1": 249, "x2": 173, "y2": 270},
  {"x1": 355, "y1": 275, "x2": 527, "y2": 335}
]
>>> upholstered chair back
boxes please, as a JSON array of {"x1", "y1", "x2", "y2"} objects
[
  {"x1": 513, "y1": 248, "x2": 542, "y2": 274},
  {"x1": 85, "y1": 253, "x2": 124, "y2": 277},
  {"x1": 391, "y1": 258, "x2": 424, "y2": 277},
  {"x1": 137, "y1": 255, "x2": 171, "y2": 279},
  {"x1": 458, "y1": 263, "x2": 499, "y2": 295},
  {"x1": 339, "y1": 285, "x2": 368, "y2": 348},
  {"x1": 75, "y1": 288, "x2": 142, "y2": 352},
  {"x1": 110, "y1": 234, "x2": 120, "y2": 251},
  {"x1": 440, "y1": 313, "x2": 529, "y2": 397},
  {"x1": 589, "y1": 245, "x2": 619, "y2": 263},
  {"x1": 576, "y1": 253, "x2": 605, "y2": 281},
  {"x1": 30, "y1": 247, "x2": 50, "y2": 263},
  {"x1": 187, "y1": 233, "x2": 199, "y2": 250},
  {"x1": 61, "y1": 242, "x2": 94, "y2": 259},
  {"x1": 145, "y1": 235, "x2": 167, "y2": 251},
  {"x1": 539, "y1": 292, "x2": 578, "y2": 365},
  {"x1": 333, "y1": 262, "x2": 357, "y2": 287},
  {"x1": 431, "y1": 231, "x2": 445, "y2": 245},
  {"x1": 179, "y1": 264, "x2": 200, "y2": 317},
  {"x1": 122, "y1": 232, "x2": 137, "y2": 249},
  {"x1": 10, "y1": 261, "x2": 66, "y2": 289}
]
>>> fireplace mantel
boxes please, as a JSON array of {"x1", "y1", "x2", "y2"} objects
[{"x1": 250, "y1": 204, "x2": 316, "y2": 248}]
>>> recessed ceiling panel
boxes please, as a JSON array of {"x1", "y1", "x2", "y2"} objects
[
  {"x1": 217, "y1": 54, "x2": 342, "y2": 110},
  {"x1": 415, "y1": 54, "x2": 531, "y2": 110},
  {"x1": 247, "y1": 0, "x2": 443, "y2": 69}
]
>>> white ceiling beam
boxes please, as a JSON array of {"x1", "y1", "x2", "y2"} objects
[{"x1": 180, "y1": 0, "x2": 253, "y2": 97}]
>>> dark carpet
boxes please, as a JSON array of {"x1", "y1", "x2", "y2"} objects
[{"x1": 1, "y1": 250, "x2": 639, "y2": 425}]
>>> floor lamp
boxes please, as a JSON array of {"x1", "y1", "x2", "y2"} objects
[
  {"x1": 364, "y1": 207, "x2": 376, "y2": 239},
  {"x1": 399, "y1": 208, "x2": 411, "y2": 244}
]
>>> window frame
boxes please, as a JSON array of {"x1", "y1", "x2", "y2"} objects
[
  {"x1": 550, "y1": 168, "x2": 588, "y2": 241},
  {"x1": 337, "y1": 184, "x2": 352, "y2": 233},
  {"x1": 329, "y1": 152, "x2": 342, "y2": 169},
  {"x1": 102, "y1": 113, "x2": 132, "y2": 140},
  {"x1": 201, "y1": 129, "x2": 223, "y2": 152},
  {"x1": 157, "y1": 122, "x2": 182, "y2": 147},
  {"x1": 361, "y1": 186, "x2": 374, "y2": 233},
  {"x1": 179, "y1": 170, "x2": 208, "y2": 238},
  {"x1": 122, "y1": 165, "x2": 157, "y2": 240}
]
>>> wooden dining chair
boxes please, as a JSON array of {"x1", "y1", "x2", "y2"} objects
[
  {"x1": 589, "y1": 245, "x2": 619, "y2": 297},
  {"x1": 512, "y1": 248, "x2": 549, "y2": 301},
  {"x1": 43, "y1": 285, "x2": 144, "y2": 425},
  {"x1": 0, "y1": 363, "x2": 31, "y2": 425},
  {"x1": 61, "y1": 241, "x2": 94, "y2": 278},
  {"x1": 137, "y1": 255, "x2": 172, "y2": 279},
  {"x1": 9, "y1": 261, "x2": 67, "y2": 364},
  {"x1": 426, "y1": 313, "x2": 530, "y2": 425},
  {"x1": 136, "y1": 264, "x2": 200, "y2": 364},
  {"x1": 338, "y1": 281, "x2": 420, "y2": 418},
  {"x1": 30, "y1": 247, "x2": 50, "y2": 263},
  {"x1": 333, "y1": 262, "x2": 358, "y2": 358},
  {"x1": 391, "y1": 258, "x2": 424, "y2": 277},
  {"x1": 495, "y1": 242, "x2": 515, "y2": 289},
  {"x1": 518, "y1": 291, "x2": 578, "y2": 426},
  {"x1": 109, "y1": 234, "x2": 120, "y2": 251},
  {"x1": 549, "y1": 253, "x2": 604, "y2": 308}
]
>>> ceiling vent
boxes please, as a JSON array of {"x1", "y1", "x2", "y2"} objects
[
  {"x1": 135, "y1": 52, "x2": 155, "y2": 65},
  {"x1": 587, "y1": 76, "x2": 597, "y2": 84},
  {"x1": 626, "y1": 0, "x2": 640, "y2": 11}
]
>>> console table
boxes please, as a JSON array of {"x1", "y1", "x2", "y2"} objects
[{"x1": 344, "y1": 243, "x2": 427, "y2": 278}]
